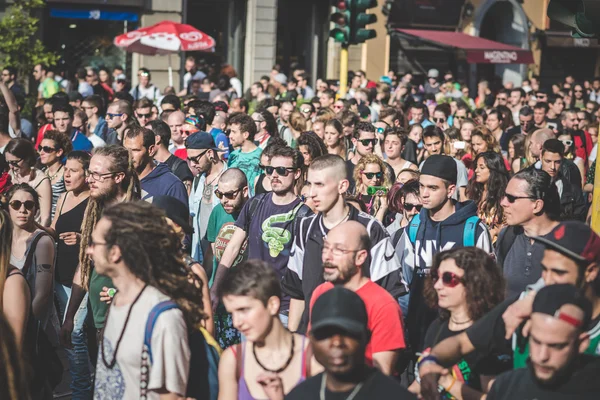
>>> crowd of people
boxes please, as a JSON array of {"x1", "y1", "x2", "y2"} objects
[{"x1": 0, "y1": 57, "x2": 600, "y2": 400}]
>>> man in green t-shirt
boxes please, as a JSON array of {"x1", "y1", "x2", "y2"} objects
[
  {"x1": 205, "y1": 167, "x2": 249, "y2": 348},
  {"x1": 227, "y1": 113, "x2": 262, "y2": 196},
  {"x1": 33, "y1": 63, "x2": 59, "y2": 104}
]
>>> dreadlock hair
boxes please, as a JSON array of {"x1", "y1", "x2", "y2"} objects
[
  {"x1": 0, "y1": 311, "x2": 29, "y2": 400},
  {"x1": 102, "y1": 202, "x2": 206, "y2": 328},
  {"x1": 79, "y1": 145, "x2": 141, "y2": 290}
]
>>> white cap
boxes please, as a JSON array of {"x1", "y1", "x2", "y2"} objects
[{"x1": 428, "y1": 69, "x2": 439, "y2": 79}]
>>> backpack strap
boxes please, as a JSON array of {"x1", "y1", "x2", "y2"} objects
[
  {"x1": 408, "y1": 213, "x2": 421, "y2": 244},
  {"x1": 144, "y1": 300, "x2": 179, "y2": 364},
  {"x1": 22, "y1": 230, "x2": 51, "y2": 276},
  {"x1": 462, "y1": 216, "x2": 480, "y2": 247},
  {"x1": 243, "y1": 193, "x2": 267, "y2": 233},
  {"x1": 496, "y1": 225, "x2": 522, "y2": 269}
]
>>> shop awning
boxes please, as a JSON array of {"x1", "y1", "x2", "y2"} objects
[{"x1": 396, "y1": 29, "x2": 534, "y2": 64}]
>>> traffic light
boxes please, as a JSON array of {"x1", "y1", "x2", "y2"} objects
[
  {"x1": 547, "y1": 0, "x2": 600, "y2": 38},
  {"x1": 349, "y1": 0, "x2": 378, "y2": 44},
  {"x1": 330, "y1": 1, "x2": 350, "y2": 44}
]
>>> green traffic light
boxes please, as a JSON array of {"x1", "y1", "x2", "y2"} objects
[
  {"x1": 353, "y1": 0, "x2": 377, "y2": 10},
  {"x1": 330, "y1": 28, "x2": 349, "y2": 44},
  {"x1": 354, "y1": 29, "x2": 377, "y2": 43}
]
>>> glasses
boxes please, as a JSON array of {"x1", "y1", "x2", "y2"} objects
[
  {"x1": 560, "y1": 139, "x2": 574, "y2": 146},
  {"x1": 359, "y1": 138, "x2": 378, "y2": 146},
  {"x1": 454, "y1": 115, "x2": 465, "y2": 120},
  {"x1": 322, "y1": 243, "x2": 361, "y2": 257},
  {"x1": 432, "y1": 271, "x2": 464, "y2": 288},
  {"x1": 9, "y1": 200, "x2": 36, "y2": 211},
  {"x1": 504, "y1": 193, "x2": 536, "y2": 203},
  {"x1": 333, "y1": 105, "x2": 344, "y2": 110},
  {"x1": 187, "y1": 150, "x2": 208, "y2": 164},
  {"x1": 215, "y1": 188, "x2": 242, "y2": 199},
  {"x1": 300, "y1": 108, "x2": 312, "y2": 114},
  {"x1": 362, "y1": 171, "x2": 383, "y2": 179},
  {"x1": 39, "y1": 146, "x2": 58, "y2": 153},
  {"x1": 496, "y1": 97, "x2": 507, "y2": 102},
  {"x1": 85, "y1": 170, "x2": 119, "y2": 182},
  {"x1": 376, "y1": 127, "x2": 385, "y2": 135},
  {"x1": 106, "y1": 112, "x2": 123, "y2": 120},
  {"x1": 136, "y1": 112, "x2": 152, "y2": 119},
  {"x1": 138, "y1": 72, "x2": 150, "y2": 77},
  {"x1": 404, "y1": 203, "x2": 422, "y2": 212},
  {"x1": 7, "y1": 159, "x2": 22, "y2": 167},
  {"x1": 433, "y1": 118, "x2": 446, "y2": 123},
  {"x1": 264, "y1": 166, "x2": 296, "y2": 176}
]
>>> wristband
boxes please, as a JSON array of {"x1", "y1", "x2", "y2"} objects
[
  {"x1": 444, "y1": 376, "x2": 456, "y2": 393},
  {"x1": 417, "y1": 354, "x2": 439, "y2": 369}
]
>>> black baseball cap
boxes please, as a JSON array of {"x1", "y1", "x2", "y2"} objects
[
  {"x1": 311, "y1": 287, "x2": 368, "y2": 339},
  {"x1": 185, "y1": 131, "x2": 218, "y2": 150},
  {"x1": 421, "y1": 154, "x2": 457, "y2": 184},
  {"x1": 533, "y1": 221, "x2": 600, "y2": 265},
  {"x1": 532, "y1": 284, "x2": 592, "y2": 330},
  {"x1": 152, "y1": 196, "x2": 193, "y2": 235}
]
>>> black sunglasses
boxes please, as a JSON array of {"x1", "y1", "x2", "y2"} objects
[
  {"x1": 187, "y1": 150, "x2": 208, "y2": 163},
  {"x1": 433, "y1": 118, "x2": 446, "y2": 123},
  {"x1": 137, "y1": 112, "x2": 152, "y2": 119},
  {"x1": 7, "y1": 159, "x2": 22, "y2": 167},
  {"x1": 504, "y1": 193, "x2": 536, "y2": 203},
  {"x1": 265, "y1": 166, "x2": 296, "y2": 176},
  {"x1": 39, "y1": 146, "x2": 58, "y2": 153},
  {"x1": 9, "y1": 200, "x2": 36, "y2": 211},
  {"x1": 359, "y1": 138, "x2": 378, "y2": 146},
  {"x1": 362, "y1": 172, "x2": 383, "y2": 179},
  {"x1": 215, "y1": 188, "x2": 242, "y2": 199},
  {"x1": 403, "y1": 203, "x2": 422, "y2": 212}
]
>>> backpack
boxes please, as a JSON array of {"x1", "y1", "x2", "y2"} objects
[
  {"x1": 495, "y1": 225, "x2": 523, "y2": 269},
  {"x1": 407, "y1": 214, "x2": 480, "y2": 247},
  {"x1": 141, "y1": 301, "x2": 221, "y2": 400}
]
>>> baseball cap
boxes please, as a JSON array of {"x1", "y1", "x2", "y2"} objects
[
  {"x1": 274, "y1": 73, "x2": 287, "y2": 85},
  {"x1": 533, "y1": 221, "x2": 600, "y2": 264},
  {"x1": 185, "y1": 131, "x2": 218, "y2": 150},
  {"x1": 428, "y1": 69, "x2": 439, "y2": 79},
  {"x1": 152, "y1": 196, "x2": 193, "y2": 235},
  {"x1": 213, "y1": 101, "x2": 229, "y2": 113},
  {"x1": 311, "y1": 287, "x2": 368, "y2": 339},
  {"x1": 357, "y1": 104, "x2": 370, "y2": 119},
  {"x1": 532, "y1": 284, "x2": 592, "y2": 329},
  {"x1": 421, "y1": 155, "x2": 457, "y2": 184}
]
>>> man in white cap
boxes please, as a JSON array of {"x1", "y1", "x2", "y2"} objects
[{"x1": 424, "y1": 69, "x2": 440, "y2": 95}]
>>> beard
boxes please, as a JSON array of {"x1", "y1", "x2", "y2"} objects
[
  {"x1": 323, "y1": 261, "x2": 358, "y2": 284},
  {"x1": 92, "y1": 181, "x2": 120, "y2": 203}
]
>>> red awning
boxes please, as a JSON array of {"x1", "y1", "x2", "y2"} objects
[{"x1": 396, "y1": 29, "x2": 534, "y2": 65}]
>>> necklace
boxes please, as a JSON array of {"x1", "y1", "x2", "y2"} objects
[
  {"x1": 450, "y1": 317, "x2": 472, "y2": 325},
  {"x1": 325, "y1": 207, "x2": 351, "y2": 231},
  {"x1": 100, "y1": 285, "x2": 148, "y2": 369},
  {"x1": 252, "y1": 333, "x2": 295, "y2": 374},
  {"x1": 45, "y1": 164, "x2": 63, "y2": 181},
  {"x1": 202, "y1": 167, "x2": 224, "y2": 200},
  {"x1": 319, "y1": 374, "x2": 364, "y2": 400}
]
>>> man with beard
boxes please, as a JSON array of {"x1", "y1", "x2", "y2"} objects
[
  {"x1": 486, "y1": 284, "x2": 600, "y2": 399},
  {"x1": 105, "y1": 100, "x2": 134, "y2": 145},
  {"x1": 60, "y1": 145, "x2": 141, "y2": 344},
  {"x1": 307, "y1": 221, "x2": 405, "y2": 375},
  {"x1": 123, "y1": 126, "x2": 187, "y2": 205}
]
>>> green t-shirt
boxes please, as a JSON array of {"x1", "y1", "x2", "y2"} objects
[
  {"x1": 41, "y1": 77, "x2": 60, "y2": 99},
  {"x1": 89, "y1": 268, "x2": 113, "y2": 329},
  {"x1": 227, "y1": 146, "x2": 262, "y2": 196},
  {"x1": 205, "y1": 204, "x2": 247, "y2": 286}
]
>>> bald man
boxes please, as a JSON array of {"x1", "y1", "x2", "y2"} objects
[
  {"x1": 530, "y1": 129, "x2": 583, "y2": 188},
  {"x1": 167, "y1": 110, "x2": 186, "y2": 153},
  {"x1": 307, "y1": 220, "x2": 406, "y2": 375},
  {"x1": 283, "y1": 154, "x2": 404, "y2": 334}
]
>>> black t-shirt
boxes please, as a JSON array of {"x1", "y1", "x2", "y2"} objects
[
  {"x1": 466, "y1": 296, "x2": 518, "y2": 357},
  {"x1": 422, "y1": 318, "x2": 511, "y2": 391},
  {"x1": 165, "y1": 154, "x2": 194, "y2": 183},
  {"x1": 285, "y1": 369, "x2": 416, "y2": 400},
  {"x1": 487, "y1": 356, "x2": 600, "y2": 400}
]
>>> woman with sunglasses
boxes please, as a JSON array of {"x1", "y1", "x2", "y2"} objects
[
  {"x1": 466, "y1": 151, "x2": 509, "y2": 243},
  {"x1": 323, "y1": 119, "x2": 347, "y2": 159},
  {"x1": 4, "y1": 138, "x2": 52, "y2": 226},
  {"x1": 39, "y1": 130, "x2": 73, "y2": 220},
  {"x1": 558, "y1": 130, "x2": 586, "y2": 187},
  {"x1": 410, "y1": 247, "x2": 507, "y2": 399},
  {"x1": 386, "y1": 179, "x2": 422, "y2": 243},
  {"x1": 353, "y1": 154, "x2": 391, "y2": 223},
  {"x1": 7, "y1": 184, "x2": 57, "y2": 338}
]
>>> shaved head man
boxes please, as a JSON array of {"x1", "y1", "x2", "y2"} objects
[
  {"x1": 168, "y1": 110, "x2": 186, "y2": 151},
  {"x1": 217, "y1": 168, "x2": 249, "y2": 215},
  {"x1": 530, "y1": 128, "x2": 555, "y2": 160}
]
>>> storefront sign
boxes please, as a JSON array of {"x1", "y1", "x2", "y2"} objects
[
  {"x1": 482, "y1": 51, "x2": 518, "y2": 63},
  {"x1": 50, "y1": 9, "x2": 138, "y2": 22}
]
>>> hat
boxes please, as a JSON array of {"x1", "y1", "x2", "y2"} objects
[
  {"x1": 379, "y1": 76, "x2": 392, "y2": 85},
  {"x1": 428, "y1": 69, "x2": 439, "y2": 79},
  {"x1": 311, "y1": 287, "x2": 368, "y2": 339},
  {"x1": 357, "y1": 104, "x2": 370, "y2": 119},
  {"x1": 532, "y1": 284, "x2": 592, "y2": 329},
  {"x1": 152, "y1": 196, "x2": 193, "y2": 235},
  {"x1": 213, "y1": 101, "x2": 229, "y2": 113},
  {"x1": 274, "y1": 73, "x2": 287, "y2": 85},
  {"x1": 184, "y1": 115, "x2": 206, "y2": 131},
  {"x1": 421, "y1": 155, "x2": 457, "y2": 184},
  {"x1": 68, "y1": 91, "x2": 83, "y2": 102},
  {"x1": 185, "y1": 131, "x2": 218, "y2": 150},
  {"x1": 115, "y1": 73, "x2": 127, "y2": 82},
  {"x1": 533, "y1": 221, "x2": 600, "y2": 265}
]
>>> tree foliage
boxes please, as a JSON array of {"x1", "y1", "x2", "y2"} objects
[{"x1": 0, "y1": 0, "x2": 58, "y2": 78}]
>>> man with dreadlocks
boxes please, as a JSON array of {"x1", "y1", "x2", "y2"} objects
[
  {"x1": 90, "y1": 201, "x2": 204, "y2": 398},
  {"x1": 60, "y1": 145, "x2": 141, "y2": 348}
]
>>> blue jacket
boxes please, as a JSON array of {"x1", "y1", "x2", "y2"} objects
[
  {"x1": 70, "y1": 129, "x2": 93, "y2": 152},
  {"x1": 141, "y1": 162, "x2": 188, "y2": 206}
]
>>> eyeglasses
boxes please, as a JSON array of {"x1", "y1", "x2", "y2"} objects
[
  {"x1": 106, "y1": 112, "x2": 123, "y2": 120},
  {"x1": 454, "y1": 115, "x2": 465, "y2": 120},
  {"x1": 504, "y1": 193, "x2": 536, "y2": 203},
  {"x1": 362, "y1": 171, "x2": 383, "y2": 179},
  {"x1": 85, "y1": 170, "x2": 120, "y2": 182},
  {"x1": 333, "y1": 105, "x2": 344, "y2": 110},
  {"x1": 215, "y1": 188, "x2": 242, "y2": 199},
  {"x1": 7, "y1": 159, "x2": 22, "y2": 167},
  {"x1": 322, "y1": 243, "x2": 361, "y2": 257},
  {"x1": 432, "y1": 271, "x2": 464, "y2": 288},
  {"x1": 136, "y1": 112, "x2": 152, "y2": 119},
  {"x1": 138, "y1": 72, "x2": 150, "y2": 77},
  {"x1": 560, "y1": 139, "x2": 573, "y2": 146},
  {"x1": 403, "y1": 203, "x2": 422, "y2": 212},
  {"x1": 264, "y1": 166, "x2": 296, "y2": 176},
  {"x1": 433, "y1": 118, "x2": 446, "y2": 123},
  {"x1": 376, "y1": 127, "x2": 385, "y2": 135},
  {"x1": 300, "y1": 108, "x2": 312, "y2": 114},
  {"x1": 187, "y1": 150, "x2": 208, "y2": 164},
  {"x1": 9, "y1": 200, "x2": 36, "y2": 211},
  {"x1": 359, "y1": 138, "x2": 377, "y2": 146},
  {"x1": 39, "y1": 146, "x2": 58, "y2": 153}
]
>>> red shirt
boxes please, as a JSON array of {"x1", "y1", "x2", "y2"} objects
[
  {"x1": 308, "y1": 280, "x2": 406, "y2": 365},
  {"x1": 174, "y1": 148, "x2": 188, "y2": 160},
  {"x1": 575, "y1": 130, "x2": 593, "y2": 165}
]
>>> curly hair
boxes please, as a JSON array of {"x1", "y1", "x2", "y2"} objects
[
  {"x1": 466, "y1": 151, "x2": 509, "y2": 226},
  {"x1": 424, "y1": 247, "x2": 505, "y2": 321},
  {"x1": 297, "y1": 132, "x2": 327, "y2": 163},
  {"x1": 353, "y1": 153, "x2": 391, "y2": 194},
  {"x1": 43, "y1": 130, "x2": 73, "y2": 156},
  {"x1": 102, "y1": 202, "x2": 206, "y2": 329},
  {"x1": 79, "y1": 145, "x2": 141, "y2": 290},
  {"x1": 471, "y1": 126, "x2": 501, "y2": 155}
]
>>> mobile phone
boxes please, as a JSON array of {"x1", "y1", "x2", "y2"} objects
[{"x1": 454, "y1": 141, "x2": 466, "y2": 150}]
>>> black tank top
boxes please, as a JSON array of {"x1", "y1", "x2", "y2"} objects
[
  {"x1": 55, "y1": 195, "x2": 89, "y2": 286},
  {"x1": 254, "y1": 174, "x2": 269, "y2": 195}
]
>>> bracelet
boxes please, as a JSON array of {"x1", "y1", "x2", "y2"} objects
[
  {"x1": 417, "y1": 354, "x2": 439, "y2": 369},
  {"x1": 444, "y1": 376, "x2": 457, "y2": 393}
]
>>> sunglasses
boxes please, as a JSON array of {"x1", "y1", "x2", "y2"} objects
[
  {"x1": 454, "y1": 115, "x2": 465, "y2": 120},
  {"x1": 433, "y1": 118, "x2": 446, "y2": 123},
  {"x1": 362, "y1": 171, "x2": 383, "y2": 179},
  {"x1": 215, "y1": 188, "x2": 242, "y2": 199},
  {"x1": 403, "y1": 203, "x2": 422, "y2": 212},
  {"x1": 560, "y1": 139, "x2": 574, "y2": 146},
  {"x1": 187, "y1": 150, "x2": 208, "y2": 163},
  {"x1": 432, "y1": 271, "x2": 464, "y2": 288},
  {"x1": 106, "y1": 112, "x2": 123, "y2": 119},
  {"x1": 359, "y1": 138, "x2": 378, "y2": 146},
  {"x1": 137, "y1": 112, "x2": 152, "y2": 119},
  {"x1": 264, "y1": 166, "x2": 296, "y2": 176},
  {"x1": 9, "y1": 200, "x2": 36, "y2": 211},
  {"x1": 376, "y1": 127, "x2": 385, "y2": 135},
  {"x1": 39, "y1": 146, "x2": 58, "y2": 153},
  {"x1": 138, "y1": 72, "x2": 150, "y2": 77},
  {"x1": 504, "y1": 193, "x2": 536, "y2": 203},
  {"x1": 300, "y1": 108, "x2": 312, "y2": 114},
  {"x1": 7, "y1": 159, "x2": 22, "y2": 167},
  {"x1": 496, "y1": 97, "x2": 507, "y2": 101}
]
